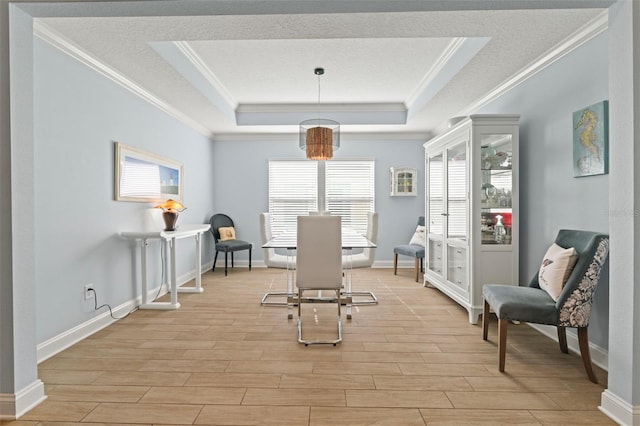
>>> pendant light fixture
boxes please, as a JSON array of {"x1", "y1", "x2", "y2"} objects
[{"x1": 299, "y1": 67, "x2": 340, "y2": 160}]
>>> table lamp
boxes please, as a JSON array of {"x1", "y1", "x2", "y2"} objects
[{"x1": 154, "y1": 199, "x2": 186, "y2": 231}]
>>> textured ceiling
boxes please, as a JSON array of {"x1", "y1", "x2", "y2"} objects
[{"x1": 31, "y1": 1, "x2": 612, "y2": 140}]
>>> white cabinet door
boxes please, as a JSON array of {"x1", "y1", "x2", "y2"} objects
[{"x1": 425, "y1": 115, "x2": 519, "y2": 324}]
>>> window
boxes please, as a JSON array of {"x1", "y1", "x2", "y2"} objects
[
  {"x1": 268, "y1": 161, "x2": 318, "y2": 235},
  {"x1": 325, "y1": 160, "x2": 375, "y2": 233},
  {"x1": 268, "y1": 159, "x2": 375, "y2": 235}
]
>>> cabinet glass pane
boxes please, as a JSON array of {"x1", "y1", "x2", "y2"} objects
[
  {"x1": 428, "y1": 153, "x2": 443, "y2": 236},
  {"x1": 447, "y1": 244, "x2": 467, "y2": 290},
  {"x1": 447, "y1": 143, "x2": 467, "y2": 240},
  {"x1": 428, "y1": 238, "x2": 443, "y2": 274},
  {"x1": 480, "y1": 134, "x2": 513, "y2": 245}
]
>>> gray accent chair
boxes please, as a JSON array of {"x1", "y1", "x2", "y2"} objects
[
  {"x1": 482, "y1": 229, "x2": 609, "y2": 383},
  {"x1": 296, "y1": 215, "x2": 343, "y2": 346},
  {"x1": 209, "y1": 213, "x2": 252, "y2": 276},
  {"x1": 393, "y1": 216, "x2": 426, "y2": 282}
]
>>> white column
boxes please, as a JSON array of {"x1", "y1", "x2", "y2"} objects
[
  {"x1": 600, "y1": 1, "x2": 640, "y2": 424},
  {"x1": 0, "y1": 3, "x2": 45, "y2": 419}
]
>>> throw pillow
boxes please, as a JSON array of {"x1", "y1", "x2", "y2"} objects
[
  {"x1": 218, "y1": 226, "x2": 236, "y2": 241},
  {"x1": 538, "y1": 243, "x2": 579, "y2": 301},
  {"x1": 409, "y1": 225, "x2": 426, "y2": 246}
]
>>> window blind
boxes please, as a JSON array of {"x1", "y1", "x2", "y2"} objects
[
  {"x1": 447, "y1": 152, "x2": 467, "y2": 239},
  {"x1": 428, "y1": 154, "x2": 444, "y2": 235},
  {"x1": 325, "y1": 160, "x2": 375, "y2": 234},
  {"x1": 268, "y1": 160, "x2": 318, "y2": 235},
  {"x1": 268, "y1": 159, "x2": 375, "y2": 235}
]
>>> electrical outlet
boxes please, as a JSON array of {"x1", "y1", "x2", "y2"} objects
[{"x1": 84, "y1": 284, "x2": 93, "y2": 301}]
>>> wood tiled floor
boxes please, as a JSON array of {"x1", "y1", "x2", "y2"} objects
[{"x1": 9, "y1": 268, "x2": 614, "y2": 425}]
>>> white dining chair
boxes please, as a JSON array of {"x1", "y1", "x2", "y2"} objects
[{"x1": 296, "y1": 215, "x2": 343, "y2": 345}]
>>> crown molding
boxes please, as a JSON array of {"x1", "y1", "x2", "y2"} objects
[
  {"x1": 175, "y1": 41, "x2": 238, "y2": 110},
  {"x1": 33, "y1": 21, "x2": 213, "y2": 139},
  {"x1": 457, "y1": 10, "x2": 608, "y2": 117},
  {"x1": 33, "y1": 9, "x2": 608, "y2": 142}
]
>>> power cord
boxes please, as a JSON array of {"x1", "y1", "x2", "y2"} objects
[
  {"x1": 153, "y1": 239, "x2": 167, "y2": 301},
  {"x1": 87, "y1": 288, "x2": 137, "y2": 320},
  {"x1": 87, "y1": 240, "x2": 168, "y2": 320}
]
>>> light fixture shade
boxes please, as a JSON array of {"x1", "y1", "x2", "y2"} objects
[
  {"x1": 299, "y1": 119, "x2": 340, "y2": 160},
  {"x1": 154, "y1": 199, "x2": 186, "y2": 212}
]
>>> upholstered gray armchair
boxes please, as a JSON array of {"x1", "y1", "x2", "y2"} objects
[
  {"x1": 393, "y1": 216, "x2": 425, "y2": 282},
  {"x1": 482, "y1": 229, "x2": 609, "y2": 383}
]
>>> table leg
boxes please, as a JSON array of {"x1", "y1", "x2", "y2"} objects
[
  {"x1": 178, "y1": 232, "x2": 204, "y2": 294},
  {"x1": 287, "y1": 247, "x2": 295, "y2": 319},
  {"x1": 169, "y1": 237, "x2": 180, "y2": 308},
  {"x1": 140, "y1": 238, "x2": 149, "y2": 305},
  {"x1": 260, "y1": 247, "x2": 294, "y2": 307},
  {"x1": 343, "y1": 249, "x2": 353, "y2": 319},
  {"x1": 341, "y1": 249, "x2": 377, "y2": 312},
  {"x1": 139, "y1": 238, "x2": 180, "y2": 310}
]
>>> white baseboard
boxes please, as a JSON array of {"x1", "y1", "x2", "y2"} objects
[
  {"x1": 0, "y1": 379, "x2": 46, "y2": 420},
  {"x1": 37, "y1": 261, "x2": 214, "y2": 363},
  {"x1": 37, "y1": 297, "x2": 138, "y2": 363},
  {"x1": 600, "y1": 389, "x2": 640, "y2": 426},
  {"x1": 527, "y1": 323, "x2": 608, "y2": 371}
]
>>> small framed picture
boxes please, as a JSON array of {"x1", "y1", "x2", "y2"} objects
[
  {"x1": 390, "y1": 167, "x2": 417, "y2": 196},
  {"x1": 573, "y1": 100, "x2": 608, "y2": 177},
  {"x1": 114, "y1": 142, "x2": 183, "y2": 202}
]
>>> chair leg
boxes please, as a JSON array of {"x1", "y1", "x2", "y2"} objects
[
  {"x1": 297, "y1": 288, "x2": 342, "y2": 346},
  {"x1": 297, "y1": 289, "x2": 303, "y2": 344},
  {"x1": 578, "y1": 327, "x2": 598, "y2": 383},
  {"x1": 482, "y1": 300, "x2": 490, "y2": 341},
  {"x1": 498, "y1": 318, "x2": 508, "y2": 372},
  {"x1": 212, "y1": 251, "x2": 219, "y2": 272},
  {"x1": 414, "y1": 258, "x2": 420, "y2": 282},
  {"x1": 393, "y1": 253, "x2": 398, "y2": 275},
  {"x1": 224, "y1": 252, "x2": 228, "y2": 276},
  {"x1": 420, "y1": 257, "x2": 424, "y2": 273},
  {"x1": 557, "y1": 326, "x2": 568, "y2": 353},
  {"x1": 249, "y1": 248, "x2": 252, "y2": 271},
  {"x1": 231, "y1": 252, "x2": 234, "y2": 268}
]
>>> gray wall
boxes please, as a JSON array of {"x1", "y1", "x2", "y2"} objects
[
  {"x1": 33, "y1": 37, "x2": 216, "y2": 343},
  {"x1": 477, "y1": 32, "x2": 610, "y2": 348},
  {"x1": 211, "y1": 137, "x2": 425, "y2": 266}
]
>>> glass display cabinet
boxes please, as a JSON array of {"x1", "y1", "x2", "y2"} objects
[{"x1": 424, "y1": 115, "x2": 519, "y2": 323}]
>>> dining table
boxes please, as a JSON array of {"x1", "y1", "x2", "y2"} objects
[{"x1": 261, "y1": 228, "x2": 377, "y2": 319}]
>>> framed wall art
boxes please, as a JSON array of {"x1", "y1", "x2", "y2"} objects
[
  {"x1": 390, "y1": 166, "x2": 417, "y2": 196},
  {"x1": 114, "y1": 142, "x2": 183, "y2": 202},
  {"x1": 573, "y1": 100, "x2": 609, "y2": 177}
]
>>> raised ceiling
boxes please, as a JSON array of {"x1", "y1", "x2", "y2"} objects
[{"x1": 29, "y1": 0, "x2": 614, "y2": 141}]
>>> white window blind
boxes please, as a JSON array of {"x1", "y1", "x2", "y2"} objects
[
  {"x1": 268, "y1": 160, "x2": 318, "y2": 235},
  {"x1": 268, "y1": 159, "x2": 375, "y2": 235},
  {"x1": 326, "y1": 160, "x2": 375, "y2": 234},
  {"x1": 447, "y1": 161, "x2": 467, "y2": 238},
  {"x1": 447, "y1": 144, "x2": 467, "y2": 239},
  {"x1": 428, "y1": 154, "x2": 444, "y2": 235}
]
